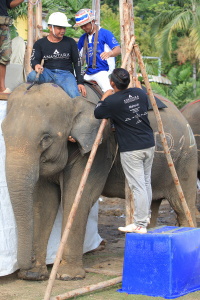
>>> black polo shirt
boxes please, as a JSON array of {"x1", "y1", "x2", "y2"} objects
[
  {"x1": 94, "y1": 87, "x2": 155, "y2": 152},
  {"x1": 0, "y1": 0, "x2": 12, "y2": 16}
]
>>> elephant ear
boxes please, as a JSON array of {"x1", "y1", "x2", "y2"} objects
[{"x1": 70, "y1": 95, "x2": 101, "y2": 155}]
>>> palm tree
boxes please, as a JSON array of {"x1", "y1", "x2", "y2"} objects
[{"x1": 150, "y1": 0, "x2": 200, "y2": 95}]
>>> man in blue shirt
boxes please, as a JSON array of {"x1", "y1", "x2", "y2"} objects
[
  {"x1": 74, "y1": 9, "x2": 121, "y2": 93},
  {"x1": 0, "y1": 0, "x2": 24, "y2": 94}
]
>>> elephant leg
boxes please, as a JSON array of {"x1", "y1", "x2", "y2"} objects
[
  {"x1": 149, "y1": 199, "x2": 162, "y2": 228},
  {"x1": 57, "y1": 154, "x2": 110, "y2": 281},
  {"x1": 18, "y1": 177, "x2": 60, "y2": 281},
  {"x1": 167, "y1": 185, "x2": 197, "y2": 227}
]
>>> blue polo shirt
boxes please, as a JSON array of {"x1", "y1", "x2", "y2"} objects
[{"x1": 78, "y1": 28, "x2": 119, "y2": 75}]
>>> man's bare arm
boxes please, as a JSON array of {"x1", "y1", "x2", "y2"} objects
[
  {"x1": 100, "y1": 46, "x2": 121, "y2": 60},
  {"x1": 101, "y1": 89, "x2": 113, "y2": 101},
  {"x1": 10, "y1": 0, "x2": 24, "y2": 9}
]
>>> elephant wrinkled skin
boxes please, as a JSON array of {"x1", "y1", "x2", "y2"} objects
[
  {"x1": 181, "y1": 100, "x2": 200, "y2": 176},
  {"x1": 2, "y1": 83, "x2": 197, "y2": 281}
]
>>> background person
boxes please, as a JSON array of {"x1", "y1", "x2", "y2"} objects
[
  {"x1": 74, "y1": 8, "x2": 121, "y2": 93},
  {"x1": 0, "y1": 0, "x2": 24, "y2": 94},
  {"x1": 27, "y1": 12, "x2": 86, "y2": 98},
  {"x1": 94, "y1": 68, "x2": 155, "y2": 234}
]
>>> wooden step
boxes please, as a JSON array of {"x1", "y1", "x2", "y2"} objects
[{"x1": 0, "y1": 93, "x2": 9, "y2": 100}]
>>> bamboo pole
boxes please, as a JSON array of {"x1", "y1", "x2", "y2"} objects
[
  {"x1": 134, "y1": 44, "x2": 195, "y2": 228},
  {"x1": 44, "y1": 119, "x2": 108, "y2": 300},
  {"x1": 50, "y1": 276, "x2": 122, "y2": 300},
  {"x1": 125, "y1": 179, "x2": 134, "y2": 225},
  {"x1": 121, "y1": 35, "x2": 135, "y2": 69},
  {"x1": 26, "y1": 1, "x2": 33, "y2": 75}
]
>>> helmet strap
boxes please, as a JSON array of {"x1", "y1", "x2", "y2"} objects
[
  {"x1": 90, "y1": 22, "x2": 94, "y2": 34},
  {"x1": 52, "y1": 25, "x2": 58, "y2": 38}
]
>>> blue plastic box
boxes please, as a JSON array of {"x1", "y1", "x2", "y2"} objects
[{"x1": 118, "y1": 226, "x2": 200, "y2": 299}]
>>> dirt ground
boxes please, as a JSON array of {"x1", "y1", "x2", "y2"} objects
[{"x1": 1, "y1": 197, "x2": 200, "y2": 300}]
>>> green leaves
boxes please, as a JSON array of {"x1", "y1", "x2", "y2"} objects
[
  {"x1": 8, "y1": 0, "x2": 92, "y2": 24},
  {"x1": 150, "y1": 1, "x2": 200, "y2": 61}
]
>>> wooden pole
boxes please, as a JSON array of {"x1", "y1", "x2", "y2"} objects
[
  {"x1": 121, "y1": 0, "x2": 135, "y2": 224},
  {"x1": 121, "y1": 36, "x2": 135, "y2": 68},
  {"x1": 123, "y1": 3, "x2": 133, "y2": 87},
  {"x1": 36, "y1": 0, "x2": 42, "y2": 40},
  {"x1": 39, "y1": 0, "x2": 43, "y2": 38},
  {"x1": 95, "y1": 0, "x2": 100, "y2": 26},
  {"x1": 127, "y1": 0, "x2": 136, "y2": 87},
  {"x1": 125, "y1": 179, "x2": 134, "y2": 225},
  {"x1": 26, "y1": 1, "x2": 33, "y2": 75},
  {"x1": 44, "y1": 119, "x2": 108, "y2": 300},
  {"x1": 133, "y1": 44, "x2": 195, "y2": 228},
  {"x1": 50, "y1": 276, "x2": 122, "y2": 300},
  {"x1": 33, "y1": 8, "x2": 36, "y2": 44},
  {"x1": 119, "y1": 0, "x2": 126, "y2": 61}
]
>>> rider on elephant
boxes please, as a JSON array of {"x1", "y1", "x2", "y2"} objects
[
  {"x1": 94, "y1": 68, "x2": 155, "y2": 234},
  {"x1": 27, "y1": 12, "x2": 86, "y2": 99},
  {"x1": 74, "y1": 8, "x2": 121, "y2": 93}
]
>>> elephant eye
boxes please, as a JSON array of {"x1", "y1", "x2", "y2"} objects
[
  {"x1": 43, "y1": 135, "x2": 50, "y2": 141},
  {"x1": 40, "y1": 134, "x2": 52, "y2": 149}
]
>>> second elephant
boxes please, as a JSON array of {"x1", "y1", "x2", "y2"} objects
[{"x1": 181, "y1": 100, "x2": 200, "y2": 176}]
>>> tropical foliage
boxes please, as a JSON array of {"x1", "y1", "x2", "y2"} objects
[
  {"x1": 150, "y1": 0, "x2": 200, "y2": 61},
  {"x1": 149, "y1": 0, "x2": 200, "y2": 107},
  {"x1": 150, "y1": 64, "x2": 200, "y2": 108}
]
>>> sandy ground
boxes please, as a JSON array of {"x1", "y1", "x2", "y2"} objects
[{"x1": 0, "y1": 197, "x2": 200, "y2": 300}]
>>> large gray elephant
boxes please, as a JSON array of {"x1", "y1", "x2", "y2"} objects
[
  {"x1": 2, "y1": 83, "x2": 197, "y2": 281},
  {"x1": 181, "y1": 100, "x2": 200, "y2": 176}
]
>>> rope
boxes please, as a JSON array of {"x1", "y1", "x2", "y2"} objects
[{"x1": 28, "y1": 0, "x2": 40, "y2": 5}]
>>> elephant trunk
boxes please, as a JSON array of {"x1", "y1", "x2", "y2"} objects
[{"x1": 5, "y1": 153, "x2": 39, "y2": 270}]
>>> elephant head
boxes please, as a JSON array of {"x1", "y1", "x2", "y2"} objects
[{"x1": 2, "y1": 83, "x2": 101, "y2": 270}]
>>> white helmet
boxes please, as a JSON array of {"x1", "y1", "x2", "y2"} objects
[{"x1": 48, "y1": 12, "x2": 72, "y2": 27}]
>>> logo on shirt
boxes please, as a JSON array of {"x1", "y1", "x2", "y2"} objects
[
  {"x1": 43, "y1": 53, "x2": 70, "y2": 60},
  {"x1": 124, "y1": 95, "x2": 139, "y2": 104},
  {"x1": 53, "y1": 49, "x2": 60, "y2": 54},
  {"x1": 96, "y1": 103, "x2": 102, "y2": 108},
  {"x1": 112, "y1": 37, "x2": 118, "y2": 45}
]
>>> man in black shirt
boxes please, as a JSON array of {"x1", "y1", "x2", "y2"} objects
[
  {"x1": 27, "y1": 12, "x2": 86, "y2": 98},
  {"x1": 94, "y1": 68, "x2": 155, "y2": 233},
  {"x1": 0, "y1": 0, "x2": 24, "y2": 94}
]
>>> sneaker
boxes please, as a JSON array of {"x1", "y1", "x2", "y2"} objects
[
  {"x1": 118, "y1": 223, "x2": 147, "y2": 234},
  {"x1": 2, "y1": 87, "x2": 11, "y2": 94}
]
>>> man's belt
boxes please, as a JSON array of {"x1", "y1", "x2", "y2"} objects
[{"x1": 0, "y1": 16, "x2": 12, "y2": 26}]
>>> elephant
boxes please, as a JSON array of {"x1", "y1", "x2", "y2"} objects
[
  {"x1": 181, "y1": 100, "x2": 200, "y2": 176},
  {"x1": 2, "y1": 83, "x2": 197, "y2": 281}
]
